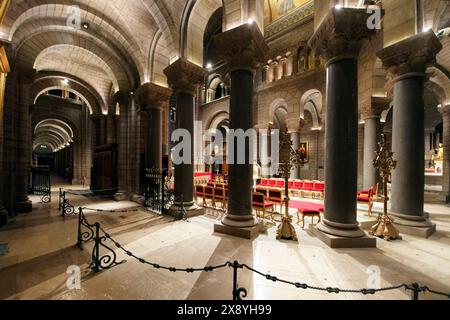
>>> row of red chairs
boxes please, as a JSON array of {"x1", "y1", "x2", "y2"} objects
[
  {"x1": 194, "y1": 185, "x2": 279, "y2": 222},
  {"x1": 257, "y1": 179, "x2": 325, "y2": 199}
]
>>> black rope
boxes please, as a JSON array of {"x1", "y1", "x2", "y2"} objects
[{"x1": 81, "y1": 207, "x2": 142, "y2": 213}]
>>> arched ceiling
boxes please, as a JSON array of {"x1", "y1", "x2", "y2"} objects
[
  {"x1": 33, "y1": 118, "x2": 75, "y2": 152},
  {"x1": 1, "y1": 0, "x2": 182, "y2": 111}
]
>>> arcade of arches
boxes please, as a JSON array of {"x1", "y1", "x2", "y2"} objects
[{"x1": 0, "y1": 0, "x2": 450, "y2": 300}]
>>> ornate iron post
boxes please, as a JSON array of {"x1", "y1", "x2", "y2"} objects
[
  {"x1": 369, "y1": 134, "x2": 400, "y2": 240},
  {"x1": 276, "y1": 128, "x2": 305, "y2": 241}
]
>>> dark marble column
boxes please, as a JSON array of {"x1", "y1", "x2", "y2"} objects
[
  {"x1": 378, "y1": 31, "x2": 442, "y2": 235},
  {"x1": 164, "y1": 58, "x2": 207, "y2": 212},
  {"x1": 15, "y1": 73, "x2": 33, "y2": 212},
  {"x1": 441, "y1": 105, "x2": 450, "y2": 202},
  {"x1": 309, "y1": 8, "x2": 377, "y2": 244},
  {"x1": 136, "y1": 83, "x2": 172, "y2": 170},
  {"x1": 213, "y1": 24, "x2": 268, "y2": 237},
  {"x1": 114, "y1": 92, "x2": 131, "y2": 201}
]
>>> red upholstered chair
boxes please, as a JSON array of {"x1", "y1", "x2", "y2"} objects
[
  {"x1": 213, "y1": 187, "x2": 226, "y2": 211},
  {"x1": 195, "y1": 185, "x2": 205, "y2": 206},
  {"x1": 275, "y1": 180, "x2": 285, "y2": 189},
  {"x1": 268, "y1": 179, "x2": 277, "y2": 188},
  {"x1": 288, "y1": 180, "x2": 294, "y2": 189},
  {"x1": 312, "y1": 182, "x2": 325, "y2": 199},
  {"x1": 255, "y1": 186, "x2": 268, "y2": 197},
  {"x1": 252, "y1": 192, "x2": 274, "y2": 222},
  {"x1": 268, "y1": 189, "x2": 284, "y2": 211},
  {"x1": 301, "y1": 180, "x2": 315, "y2": 198},
  {"x1": 260, "y1": 179, "x2": 270, "y2": 187},
  {"x1": 290, "y1": 180, "x2": 302, "y2": 197},
  {"x1": 357, "y1": 188, "x2": 374, "y2": 216},
  {"x1": 204, "y1": 186, "x2": 214, "y2": 208}
]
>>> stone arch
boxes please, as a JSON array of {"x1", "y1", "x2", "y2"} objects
[
  {"x1": 206, "y1": 110, "x2": 230, "y2": 131},
  {"x1": 300, "y1": 89, "x2": 322, "y2": 117},
  {"x1": 148, "y1": 30, "x2": 170, "y2": 87},
  {"x1": 31, "y1": 75, "x2": 105, "y2": 115},
  {"x1": 14, "y1": 29, "x2": 137, "y2": 91},
  {"x1": 8, "y1": 3, "x2": 145, "y2": 85},
  {"x1": 269, "y1": 98, "x2": 288, "y2": 120},
  {"x1": 184, "y1": 0, "x2": 224, "y2": 66}
]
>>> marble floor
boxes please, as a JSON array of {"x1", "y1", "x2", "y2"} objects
[{"x1": 1, "y1": 179, "x2": 450, "y2": 300}]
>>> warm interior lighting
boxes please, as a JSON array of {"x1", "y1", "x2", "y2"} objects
[{"x1": 247, "y1": 18, "x2": 254, "y2": 25}]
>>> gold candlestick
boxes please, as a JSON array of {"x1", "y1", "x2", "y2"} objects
[
  {"x1": 276, "y1": 128, "x2": 305, "y2": 241},
  {"x1": 369, "y1": 134, "x2": 400, "y2": 241}
]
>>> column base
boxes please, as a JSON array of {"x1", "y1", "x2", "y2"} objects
[
  {"x1": 169, "y1": 203, "x2": 204, "y2": 219},
  {"x1": 390, "y1": 211, "x2": 436, "y2": 238},
  {"x1": 310, "y1": 224, "x2": 377, "y2": 248},
  {"x1": 214, "y1": 214, "x2": 260, "y2": 240},
  {"x1": 15, "y1": 200, "x2": 32, "y2": 213},
  {"x1": 0, "y1": 208, "x2": 8, "y2": 227},
  {"x1": 131, "y1": 194, "x2": 146, "y2": 205},
  {"x1": 114, "y1": 192, "x2": 128, "y2": 201}
]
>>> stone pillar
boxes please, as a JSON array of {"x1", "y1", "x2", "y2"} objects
[
  {"x1": 309, "y1": 8, "x2": 378, "y2": 247},
  {"x1": 114, "y1": 92, "x2": 131, "y2": 201},
  {"x1": 136, "y1": 83, "x2": 172, "y2": 170},
  {"x1": 378, "y1": 30, "x2": 442, "y2": 237},
  {"x1": 15, "y1": 73, "x2": 33, "y2": 212},
  {"x1": 362, "y1": 97, "x2": 388, "y2": 190},
  {"x1": 164, "y1": 58, "x2": 207, "y2": 215},
  {"x1": 286, "y1": 118, "x2": 300, "y2": 179},
  {"x1": 0, "y1": 62, "x2": 9, "y2": 226},
  {"x1": 441, "y1": 105, "x2": 450, "y2": 202},
  {"x1": 213, "y1": 23, "x2": 268, "y2": 239},
  {"x1": 362, "y1": 116, "x2": 381, "y2": 190}
]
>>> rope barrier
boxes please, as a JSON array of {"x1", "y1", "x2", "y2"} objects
[{"x1": 73, "y1": 205, "x2": 450, "y2": 301}]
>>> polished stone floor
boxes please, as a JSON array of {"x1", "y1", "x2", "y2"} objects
[{"x1": 0, "y1": 178, "x2": 449, "y2": 300}]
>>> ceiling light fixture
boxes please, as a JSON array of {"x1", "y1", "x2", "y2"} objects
[
  {"x1": 82, "y1": 22, "x2": 90, "y2": 30},
  {"x1": 63, "y1": 79, "x2": 69, "y2": 85}
]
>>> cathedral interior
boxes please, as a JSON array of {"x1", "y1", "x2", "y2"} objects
[{"x1": 0, "y1": 0, "x2": 450, "y2": 301}]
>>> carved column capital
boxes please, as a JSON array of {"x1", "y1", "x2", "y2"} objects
[
  {"x1": 309, "y1": 8, "x2": 379, "y2": 63},
  {"x1": 377, "y1": 30, "x2": 442, "y2": 82},
  {"x1": 214, "y1": 23, "x2": 269, "y2": 73},
  {"x1": 136, "y1": 83, "x2": 172, "y2": 111},
  {"x1": 164, "y1": 57, "x2": 207, "y2": 95},
  {"x1": 361, "y1": 96, "x2": 390, "y2": 119}
]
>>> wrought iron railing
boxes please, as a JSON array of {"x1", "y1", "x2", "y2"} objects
[
  {"x1": 28, "y1": 166, "x2": 51, "y2": 203},
  {"x1": 70, "y1": 202, "x2": 450, "y2": 301}
]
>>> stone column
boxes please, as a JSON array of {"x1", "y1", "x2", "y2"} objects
[
  {"x1": 114, "y1": 92, "x2": 131, "y2": 201},
  {"x1": 362, "y1": 97, "x2": 388, "y2": 190},
  {"x1": 378, "y1": 30, "x2": 442, "y2": 237},
  {"x1": 15, "y1": 73, "x2": 33, "y2": 212},
  {"x1": 164, "y1": 58, "x2": 207, "y2": 215},
  {"x1": 441, "y1": 105, "x2": 450, "y2": 202},
  {"x1": 0, "y1": 66, "x2": 9, "y2": 226},
  {"x1": 213, "y1": 23, "x2": 268, "y2": 238},
  {"x1": 286, "y1": 118, "x2": 300, "y2": 179},
  {"x1": 309, "y1": 8, "x2": 378, "y2": 247},
  {"x1": 136, "y1": 83, "x2": 172, "y2": 170}
]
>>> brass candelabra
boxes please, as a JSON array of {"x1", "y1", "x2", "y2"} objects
[
  {"x1": 276, "y1": 128, "x2": 305, "y2": 242},
  {"x1": 369, "y1": 134, "x2": 400, "y2": 241}
]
